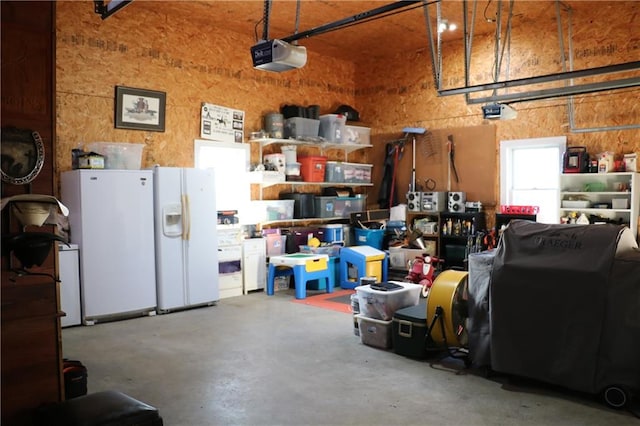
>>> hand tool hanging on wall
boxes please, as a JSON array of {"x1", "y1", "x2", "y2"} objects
[
  {"x1": 378, "y1": 139, "x2": 405, "y2": 209},
  {"x1": 447, "y1": 134, "x2": 460, "y2": 191},
  {"x1": 403, "y1": 127, "x2": 427, "y2": 193}
]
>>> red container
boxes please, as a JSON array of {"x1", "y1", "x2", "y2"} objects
[{"x1": 299, "y1": 156, "x2": 327, "y2": 182}]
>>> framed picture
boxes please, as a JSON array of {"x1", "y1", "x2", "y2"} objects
[{"x1": 114, "y1": 86, "x2": 166, "y2": 132}]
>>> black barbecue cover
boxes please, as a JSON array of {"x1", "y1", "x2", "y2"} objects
[{"x1": 489, "y1": 220, "x2": 637, "y2": 394}]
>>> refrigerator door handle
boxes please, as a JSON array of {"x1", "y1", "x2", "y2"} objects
[{"x1": 182, "y1": 194, "x2": 191, "y2": 241}]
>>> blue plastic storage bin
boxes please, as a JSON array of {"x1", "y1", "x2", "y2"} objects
[{"x1": 354, "y1": 228, "x2": 384, "y2": 249}]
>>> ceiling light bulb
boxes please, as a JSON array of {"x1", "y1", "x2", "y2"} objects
[
  {"x1": 438, "y1": 21, "x2": 447, "y2": 33},
  {"x1": 449, "y1": 23, "x2": 457, "y2": 31}
]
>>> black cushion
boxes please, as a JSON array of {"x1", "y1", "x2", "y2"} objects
[{"x1": 36, "y1": 390, "x2": 163, "y2": 426}]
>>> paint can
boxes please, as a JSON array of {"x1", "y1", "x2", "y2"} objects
[{"x1": 264, "y1": 113, "x2": 284, "y2": 139}]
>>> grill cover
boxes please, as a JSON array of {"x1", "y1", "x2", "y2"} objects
[
  {"x1": 490, "y1": 220, "x2": 638, "y2": 393},
  {"x1": 595, "y1": 251, "x2": 640, "y2": 393},
  {"x1": 467, "y1": 249, "x2": 496, "y2": 368}
]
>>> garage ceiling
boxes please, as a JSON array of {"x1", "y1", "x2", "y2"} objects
[{"x1": 122, "y1": 0, "x2": 607, "y2": 62}]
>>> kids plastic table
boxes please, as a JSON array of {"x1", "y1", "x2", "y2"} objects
[{"x1": 267, "y1": 253, "x2": 333, "y2": 299}]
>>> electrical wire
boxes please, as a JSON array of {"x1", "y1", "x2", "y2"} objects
[
  {"x1": 254, "y1": 18, "x2": 264, "y2": 42},
  {"x1": 483, "y1": 0, "x2": 496, "y2": 22}
]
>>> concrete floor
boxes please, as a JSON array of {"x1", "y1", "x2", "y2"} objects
[{"x1": 62, "y1": 290, "x2": 637, "y2": 426}]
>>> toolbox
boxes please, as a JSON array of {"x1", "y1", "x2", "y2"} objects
[{"x1": 392, "y1": 299, "x2": 429, "y2": 359}]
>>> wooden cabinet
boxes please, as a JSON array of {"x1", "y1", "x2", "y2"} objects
[
  {"x1": 1, "y1": 275, "x2": 64, "y2": 426},
  {"x1": 1, "y1": 2, "x2": 62, "y2": 425}
]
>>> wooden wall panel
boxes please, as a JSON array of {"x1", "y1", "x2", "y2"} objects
[
  {"x1": 1, "y1": 1, "x2": 55, "y2": 199},
  {"x1": 54, "y1": 1, "x2": 639, "y2": 217},
  {"x1": 1, "y1": 4, "x2": 63, "y2": 425},
  {"x1": 356, "y1": 2, "x2": 640, "y2": 212},
  {"x1": 55, "y1": 2, "x2": 357, "y2": 183}
]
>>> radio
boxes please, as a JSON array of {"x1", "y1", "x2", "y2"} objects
[
  {"x1": 464, "y1": 201, "x2": 483, "y2": 212},
  {"x1": 415, "y1": 220, "x2": 438, "y2": 235},
  {"x1": 421, "y1": 191, "x2": 446, "y2": 212},
  {"x1": 448, "y1": 192, "x2": 466, "y2": 212},
  {"x1": 406, "y1": 192, "x2": 422, "y2": 212}
]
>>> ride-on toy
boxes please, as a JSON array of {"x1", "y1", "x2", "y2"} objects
[{"x1": 405, "y1": 254, "x2": 444, "y2": 297}]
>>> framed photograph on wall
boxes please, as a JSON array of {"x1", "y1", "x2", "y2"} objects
[{"x1": 115, "y1": 86, "x2": 166, "y2": 132}]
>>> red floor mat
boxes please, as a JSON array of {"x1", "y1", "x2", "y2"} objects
[{"x1": 291, "y1": 289, "x2": 355, "y2": 314}]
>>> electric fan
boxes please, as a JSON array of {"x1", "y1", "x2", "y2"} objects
[{"x1": 426, "y1": 269, "x2": 469, "y2": 350}]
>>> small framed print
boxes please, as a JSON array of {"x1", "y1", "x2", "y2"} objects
[{"x1": 115, "y1": 86, "x2": 166, "y2": 132}]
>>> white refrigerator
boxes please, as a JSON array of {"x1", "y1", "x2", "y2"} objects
[
  {"x1": 153, "y1": 166, "x2": 219, "y2": 312},
  {"x1": 61, "y1": 170, "x2": 157, "y2": 324}
]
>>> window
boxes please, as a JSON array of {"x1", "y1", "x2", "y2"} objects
[
  {"x1": 194, "y1": 140, "x2": 250, "y2": 222},
  {"x1": 500, "y1": 136, "x2": 566, "y2": 224}
]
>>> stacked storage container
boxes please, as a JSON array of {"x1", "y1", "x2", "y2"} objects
[
  {"x1": 325, "y1": 162, "x2": 373, "y2": 184},
  {"x1": 298, "y1": 156, "x2": 327, "y2": 182},
  {"x1": 319, "y1": 114, "x2": 346, "y2": 143},
  {"x1": 355, "y1": 282, "x2": 422, "y2": 349}
]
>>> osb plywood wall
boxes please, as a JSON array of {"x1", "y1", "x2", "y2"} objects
[
  {"x1": 56, "y1": 1, "x2": 639, "y2": 219},
  {"x1": 356, "y1": 2, "x2": 639, "y2": 216},
  {"x1": 55, "y1": 1, "x2": 357, "y2": 189}
]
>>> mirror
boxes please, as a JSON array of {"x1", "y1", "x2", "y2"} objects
[{"x1": 1, "y1": 127, "x2": 45, "y2": 185}]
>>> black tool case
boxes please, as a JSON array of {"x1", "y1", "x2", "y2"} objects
[{"x1": 392, "y1": 300, "x2": 428, "y2": 359}]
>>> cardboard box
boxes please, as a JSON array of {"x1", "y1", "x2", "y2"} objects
[
  {"x1": 77, "y1": 152, "x2": 105, "y2": 169},
  {"x1": 389, "y1": 246, "x2": 437, "y2": 269},
  {"x1": 624, "y1": 153, "x2": 637, "y2": 172}
]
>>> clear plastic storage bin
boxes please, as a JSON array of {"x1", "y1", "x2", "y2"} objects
[
  {"x1": 284, "y1": 118, "x2": 320, "y2": 139},
  {"x1": 343, "y1": 163, "x2": 372, "y2": 184},
  {"x1": 314, "y1": 196, "x2": 337, "y2": 218},
  {"x1": 319, "y1": 114, "x2": 346, "y2": 143},
  {"x1": 356, "y1": 282, "x2": 422, "y2": 320},
  {"x1": 334, "y1": 195, "x2": 366, "y2": 218},
  {"x1": 252, "y1": 200, "x2": 295, "y2": 222},
  {"x1": 344, "y1": 125, "x2": 371, "y2": 145},
  {"x1": 325, "y1": 161, "x2": 345, "y2": 183},
  {"x1": 86, "y1": 142, "x2": 144, "y2": 170},
  {"x1": 356, "y1": 314, "x2": 393, "y2": 349}
]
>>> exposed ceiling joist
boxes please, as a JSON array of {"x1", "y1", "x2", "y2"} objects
[
  {"x1": 467, "y1": 76, "x2": 640, "y2": 105},
  {"x1": 438, "y1": 61, "x2": 640, "y2": 97},
  {"x1": 279, "y1": 1, "x2": 426, "y2": 44}
]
